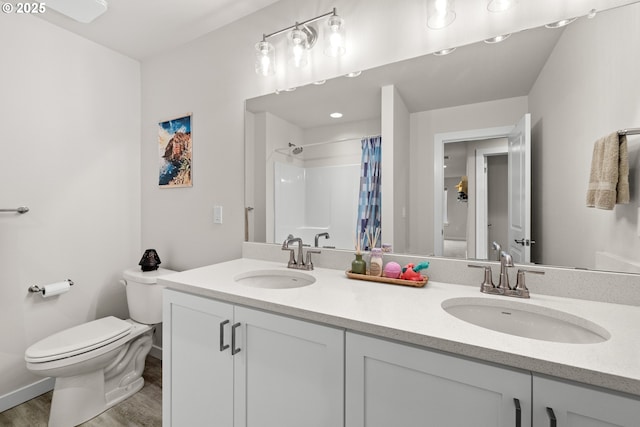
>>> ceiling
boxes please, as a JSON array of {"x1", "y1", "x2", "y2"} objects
[{"x1": 32, "y1": 0, "x2": 280, "y2": 60}]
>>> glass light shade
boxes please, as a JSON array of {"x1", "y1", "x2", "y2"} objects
[
  {"x1": 324, "y1": 14, "x2": 346, "y2": 57},
  {"x1": 255, "y1": 40, "x2": 276, "y2": 76},
  {"x1": 487, "y1": 0, "x2": 511, "y2": 12},
  {"x1": 427, "y1": 0, "x2": 455, "y2": 29},
  {"x1": 288, "y1": 28, "x2": 309, "y2": 68}
]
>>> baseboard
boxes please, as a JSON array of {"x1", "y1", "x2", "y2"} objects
[
  {"x1": 149, "y1": 343, "x2": 163, "y2": 360},
  {"x1": 0, "y1": 377, "x2": 55, "y2": 413}
]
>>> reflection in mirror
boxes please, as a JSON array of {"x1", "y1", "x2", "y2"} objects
[{"x1": 245, "y1": 2, "x2": 640, "y2": 274}]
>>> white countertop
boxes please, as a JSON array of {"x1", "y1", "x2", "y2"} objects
[{"x1": 159, "y1": 258, "x2": 640, "y2": 397}]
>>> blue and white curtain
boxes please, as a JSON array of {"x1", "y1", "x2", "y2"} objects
[{"x1": 356, "y1": 135, "x2": 382, "y2": 249}]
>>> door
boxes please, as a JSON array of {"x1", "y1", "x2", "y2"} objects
[
  {"x1": 507, "y1": 113, "x2": 532, "y2": 263},
  {"x1": 533, "y1": 375, "x2": 640, "y2": 427},
  {"x1": 346, "y1": 332, "x2": 531, "y2": 427},
  {"x1": 234, "y1": 306, "x2": 344, "y2": 427},
  {"x1": 163, "y1": 289, "x2": 234, "y2": 427}
]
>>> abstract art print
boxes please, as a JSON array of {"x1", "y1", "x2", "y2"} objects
[{"x1": 158, "y1": 114, "x2": 192, "y2": 188}]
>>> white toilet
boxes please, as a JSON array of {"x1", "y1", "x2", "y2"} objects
[{"x1": 25, "y1": 267, "x2": 175, "y2": 427}]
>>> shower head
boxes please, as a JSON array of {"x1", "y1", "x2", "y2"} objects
[{"x1": 288, "y1": 143, "x2": 303, "y2": 155}]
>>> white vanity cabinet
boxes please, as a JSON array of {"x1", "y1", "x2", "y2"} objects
[
  {"x1": 163, "y1": 289, "x2": 345, "y2": 427},
  {"x1": 532, "y1": 375, "x2": 640, "y2": 427},
  {"x1": 346, "y1": 332, "x2": 532, "y2": 427}
]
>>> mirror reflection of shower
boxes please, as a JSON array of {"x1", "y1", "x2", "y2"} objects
[{"x1": 289, "y1": 142, "x2": 303, "y2": 155}]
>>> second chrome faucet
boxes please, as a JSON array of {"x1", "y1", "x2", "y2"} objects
[{"x1": 468, "y1": 251, "x2": 544, "y2": 299}]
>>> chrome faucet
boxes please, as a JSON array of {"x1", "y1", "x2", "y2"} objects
[
  {"x1": 497, "y1": 250, "x2": 514, "y2": 292},
  {"x1": 314, "y1": 232, "x2": 330, "y2": 247},
  {"x1": 282, "y1": 237, "x2": 320, "y2": 270},
  {"x1": 491, "y1": 241, "x2": 501, "y2": 261},
  {"x1": 469, "y1": 251, "x2": 543, "y2": 299}
]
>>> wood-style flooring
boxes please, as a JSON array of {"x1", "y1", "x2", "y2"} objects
[{"x1": 0, "y1": 356, "x2": 162, "y2": 427}]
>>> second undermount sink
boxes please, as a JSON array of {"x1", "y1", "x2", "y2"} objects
[
  {"x1": 234, "y1": 269, "x2": 316, "y2": 289},
  {"x1": 442, "y1": 297, "x2": 610, "y2": 344}
]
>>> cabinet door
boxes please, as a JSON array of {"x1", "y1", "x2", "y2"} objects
[
  {"x1": 163, "y1": 289, "x2": 234, "y2": 427},
  {"x1": 346, "y1": 332, "x2": 531, "y2": 427},
  {"x1": 533, "y1": 375, "x2": 640, "y2": 427},
  {"x1": 233, "y1": 306, "x2": 344, "y2": 427}
]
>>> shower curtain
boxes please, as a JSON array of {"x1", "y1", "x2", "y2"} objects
[{"x1": 356, "y1": 136, "x2": 382, "y2": 249}]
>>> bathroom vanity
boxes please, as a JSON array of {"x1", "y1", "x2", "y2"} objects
[{"x1": 160, "y1": 257, "x2": 640, "y2": 427}]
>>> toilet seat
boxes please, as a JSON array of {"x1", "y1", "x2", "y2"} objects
[{"x1": 25, "y1": 316, "x2": 132, "y2": 363}]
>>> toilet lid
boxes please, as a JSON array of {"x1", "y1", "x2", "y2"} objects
[{"x1": 25, "y1": 316, "x2": 132, "y2": 363}]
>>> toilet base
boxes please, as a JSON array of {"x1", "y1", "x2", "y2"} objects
[{"x1": 46, "y1": 327, "x2": 153, "y2": 427}]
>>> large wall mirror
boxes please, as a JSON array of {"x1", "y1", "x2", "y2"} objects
[{"x1": 245, "y1": 2, "x2": 640, "y2": 274}]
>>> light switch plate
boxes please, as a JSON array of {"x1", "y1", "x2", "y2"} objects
[{"x1": 214, "y1": 206, "x2": 223, "y2": 224}]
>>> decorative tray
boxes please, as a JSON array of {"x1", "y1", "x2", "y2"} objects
[{"x1": 345, "y1": 270, "x2": 428, "y2": 288}]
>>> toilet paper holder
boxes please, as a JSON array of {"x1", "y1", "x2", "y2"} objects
[{"x1": 29, "y1": 279, "x2": 74, "y2": 294}]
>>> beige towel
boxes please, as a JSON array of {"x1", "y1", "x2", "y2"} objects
[{"x1": 586, "y1": 132, "x2": 629, "y2": 210}]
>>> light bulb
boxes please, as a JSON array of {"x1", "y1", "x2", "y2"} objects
[
  {"x1": 324, "y1": 14, "x2": 346, "y2": 57},
  {"x1": 487, "y1": 0, "x2": 511, "y2": 12},
  {"x1": 254, "y1": 40, "x2": 275, "y2": 76},
  {"x1": 288, "y1": 28, "x2": 309, "y2": 68},
  {"x1": 427, "y1": 0, "x2": 455, "y2": 29}
]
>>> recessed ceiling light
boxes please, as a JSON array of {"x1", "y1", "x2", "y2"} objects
[
  {"x1": 434, "y1": 48, "x2": 456, "y2": 56},
  {"x1": 330, "y1": 112, "x2": 343, "y2": 119},
  {"x1": 284, "y1": 87, "x2": 297, "y2": 92},
  {"x1": 313, "y1": 80, "x2": 327, "y2": 85},
  {"x1": 587, "y1": 9, "x2": 597, "y2": 19},
  {"x1": 345, "y1": 71, "x2": 362, "y2": 78},
  {"x1": 545, "y1": 17, "x2": 577, "y2": 28},
  {"x1": 484, "y1": 34, "x2": 511, "y2": 44}
]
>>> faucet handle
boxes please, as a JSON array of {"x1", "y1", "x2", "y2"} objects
[
  {"x1": 305, "y1": 249, "x2": 321, "y2": 270},
  {"x1": 468, "y1": 264, "x2": 495, "y2": 293},
  {"x1": 281, "y1": 243, "x2": 296, "y2": 267},
  {"x1": 515, "y1": 269, "x2": 545, "y2": 291}
]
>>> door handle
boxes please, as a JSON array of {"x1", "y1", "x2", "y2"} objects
[
  {"x1": 546, "y1": 407, "x2": 557, "y2": 427},
  {"x1": 514, "y1": 398, "x2": 521, "y2": 427},
  {"x1": 514, "y1": 238, "x2": 535, "y2": 246},
  {"x1": 231, "y1": 322, "x2": 242, "y2": 355},
  {"x1": 219, "y1": 320, "x2": 229, "y2": 352}
]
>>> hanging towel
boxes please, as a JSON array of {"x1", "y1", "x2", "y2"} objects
[{"x1": 586, "y1": 132, "x2": 629, "y2": 210}]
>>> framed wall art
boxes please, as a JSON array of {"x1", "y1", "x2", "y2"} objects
[{"x1": 158, "y1": 113, "x2": 192, "y2": 188}]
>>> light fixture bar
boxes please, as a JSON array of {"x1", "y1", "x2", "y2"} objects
[{"x1": 262, "y1": 8, "x2": 338, "y2": 41}]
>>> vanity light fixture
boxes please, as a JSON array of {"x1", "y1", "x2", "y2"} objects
[
  {"x1": 487, "y1": 0, "x2": 512, "y2": 13},
  {"x1": 545, "y1": 17, "x2": 577, "y2": 28},
  {"x1": 254, "y1": 8, "x2": 346, "y2": 76},
  {"x1": 484, "y1": 34, "x2": 511, "y2": 44},
  {"x1": 433, "y1": 47, "x2": 456, "y2": 56},
  {"x1": 330, "y1": 112, "x2": 343, "y2": 119},
  {"x1": 426, "y1": 0, "x2": 456, "y2": 29}
]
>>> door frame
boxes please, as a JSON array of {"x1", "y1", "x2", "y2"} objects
[{"x1": 434, "y1": 125, "x2": 514, "y2": 257}]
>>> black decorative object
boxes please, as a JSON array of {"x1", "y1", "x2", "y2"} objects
[{"x1": 139, "y1": 249, "x2": 161, "y2": 271}]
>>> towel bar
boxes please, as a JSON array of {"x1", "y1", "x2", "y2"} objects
[
  {"x1": 0, "y1": 206, "x2": 29, "y2": 214},
  {"x1": 618, "y1": 128, "x2": 640, "y2": 136}
]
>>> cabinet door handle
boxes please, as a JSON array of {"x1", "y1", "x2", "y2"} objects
[
  {"x1": 231, "y1": 322, "x2": 241, "y2": 355},
  {"x1": 219, "y1": 320, "x2": 230, "y2": 352},
  {"x1": 513, "y1": 398, "x2": 521, "y2": 427},
  {"x1": 546, "y1": 407, "x2": 557, "y2": 427}
]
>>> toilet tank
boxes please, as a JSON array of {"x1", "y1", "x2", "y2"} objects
[{"x1": 122, "y1": 267, "x2": 176, "y2": 324}]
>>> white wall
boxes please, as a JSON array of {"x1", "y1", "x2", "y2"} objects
[
  {"x1": 529, "y1": 3, "x2": 640, "y2": 269},
  {"x1": 0, "y1": 15, "x2": 140, "y2": 401},
  {"x1": 409, "y1": 96, "x2": 528, "y2": 255}
]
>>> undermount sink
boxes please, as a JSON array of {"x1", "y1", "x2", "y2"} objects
[
  {"x1": 442, "y1": 297, "x2": 610, "y2": 344},
  {"x1": 234, "y1": 269, "x2": 316, "y2": 289}
]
